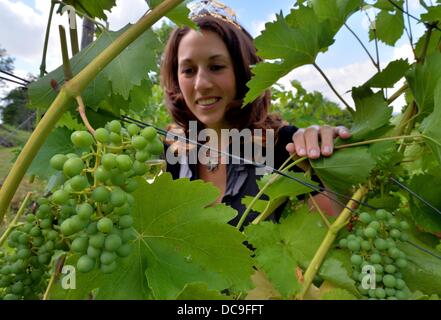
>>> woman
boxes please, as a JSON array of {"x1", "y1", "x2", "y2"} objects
[{"x1": 160, "y1": 12, "x2": 351, "y2": 226}]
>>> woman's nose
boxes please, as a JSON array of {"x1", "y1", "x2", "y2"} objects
[{"x1": 194, "y1": 69, "x2": 213, "y2": 91}]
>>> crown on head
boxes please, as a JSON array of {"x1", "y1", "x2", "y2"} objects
[{"x1": 189, "y1": 0, "x2": 242, "y2": 30}]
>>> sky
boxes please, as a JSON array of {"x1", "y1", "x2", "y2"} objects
[{"x1": 0, "y1": 0, "x2": 428, "y2": 113}]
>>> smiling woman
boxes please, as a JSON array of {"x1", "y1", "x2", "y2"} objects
[{"x1": 159, "y1": 3, "x2": 351, "y2": 226}]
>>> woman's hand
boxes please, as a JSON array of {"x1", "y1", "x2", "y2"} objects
[{"x1": 286, "y1": 125, "x2": 351, "y2": 159}]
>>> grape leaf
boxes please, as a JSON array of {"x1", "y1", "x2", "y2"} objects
[
  {"x1": 365, "y1": 59, "x2": 411, "y2": 88},
  {"x1": 399, "y1": 237, "x2": 441, "y2": 296},
  {"x1": 321, "y1": 288, "x2": 357, "y2": 300},
  {"x1": 146, "y1": 0, "x2": 196, "y2": 28},
  {"x1": 349, "y1": 91, "x2": 393, "y2": 141},
  {"x1": 27, "y1": 127, "x2": 75, "y2": 180},
  {"x1": 176, "y1": 283, "x2": 232, "y2": 300},
  {"x1": 62, "y1": 0, "x2": 116, "y2": 20},
  {"x1": 373, "y1": 0, "x2": 404, "y2": 10},
  {"x1": 421, "y1": 79, "x2": 441, "y2": 166},
  {"x1": 408, "y1": 171, "x2": 441, "y2": 233},
  {"x1": 406, "y1": 53, "x2": 441, "y2": 118},
  {"x1": 49, "y1": 174, "x2": 254, "y2": 299},
  {"x1": 244, "y1": 205, "x2": 327, "y2": 298},
  {"x1": 369, "y1": 9, "x2": 404, "y2": 46},
  {"x1": 310, "y1": 0, "x2": 360, "y2": 31},
  {"x1": 28, "y1": 26, "x2": 161, "y2": 114},
  {"x1": 415, "y1": 29, "x2": 441, "y2": 59},
  {"x1": 310, "y1": 147, "x2": 376, "y2": 194},
  {"x1": 421, "y1": 5, "x2": 441, "y2": 22},
  {"x1": 243, "y1": 6, "x2": 335, "y2": 105}
]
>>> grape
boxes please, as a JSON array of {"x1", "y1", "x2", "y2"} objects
[
  {"x1": 375, "y1": 209, "x2": 388, "y2": 220},
  {"x1": 77, "y1": 255, "x2": 95, "y2": 273},
  {"x1": 147, "y1": 139, "x2": 164, "y2": 155},
  {"x1": 71, "y1": 237, "x2": 88, "y2": 253},
  {"x1": 132, "y1": 135, "x2": 147, "y2": 150},
  {"x1": 51, "y1": 190, "x2": 70, "y2": 205},
  {"x1": 50, "y1": 154, "x2": 68, "y2": 170},
  {"x1": 116, "y1": 154, "x2": 133, "y2": 172},
  {"x1": 63, "y1": 158, "x2": 85, "y2": 177},
  {"x1": 89, "y1": 233, "x2": 105, "y2": 249},
  {"x1": 94, "y1": 128, "x2": 110, "y2": 143},
  {"x1": 390, "y1": 229, "x2": 401, "y2": 239},
  {"x1": 71, "y1": 131, "x2": 94, "y2": 148},
  {"x1": 141, "y1": 127, "x2": 157, "y2": 140},
  {"x1": 132, "y1": 160, "x2": 148, "y2": 176},
  {"x1": 363, "y1": 227, "x2": 377, "y2": 239},
  {"x1": 347, "y1": 240, "x2": 360, "y2": 252},
  {"x1": 108, "y1": 120, "x2": 122, "y2": 133},
  {"x1": 374, "y1": 238, "x2": 388, "y2": 251},
  {"x1": 127, "y1": 124, "x2": 140, "y2": 136},
  {"x1": 70, "y1": 175, "x2": 89, "y2": 191},
  {"x1": 368, "y1": 221, "x2": 380, "y2": 231},
  {"x1": 350, "y1": 254, "x2": 362, "y2": 265},
  {"x1": 118, "y1": 215, "x2": 133, "y2": 228},
  {"x1": 77, "y1": 203, "x2": 93, "y2": 220},
  {"x1": 92, "y1": 186, "x2": 110, "y2": 203},
  {"x1": 396, "y1": 258, "x2": 407, "y2": 268},
  {"x1": 60, "y1": 219, "x2": 75, "y2": 236},
  {"x1": 100, "y1": 261, "x2": 117, "y2": 274},
  {"x1": 116, "y1": 244, "x2": 132, "y2": 257},
  {"x1": 359, "y1": 212, "x2": 372, "y2": 224},
  {"x1": 383, "y1": 274, "x2": 396, "y2": 288},
  {"x1": 135, "y1": 150, "x2": 149, "y2": 162},
  {"x1": 100, "y1": 251, "x2": 117, "y2": 265},
  {"x1": 95, "y1": 166, "x2": 110, "y2": 182},
  {"x1": 102, "y1": 154, "x2": 117, "y2": 170},
  {"x1": 104, "y1": 234, "x2": 122, "y2": 251},
  {"x1": 86, "y1": 246, "x2": 101, "y2": 259},
  {"x1": 110, "y1": 188, "x2": 127, "y2": 207},
  {"x1": 375, "y1": 287, "x2": 386, "y2": 299}
]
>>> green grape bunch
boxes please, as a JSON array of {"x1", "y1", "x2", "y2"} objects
[
  {"x1": 339, "y1": 209, "x2": 411, "y2": 300},
  {"x1": 49, "y1": 120, "x2": 163, "y2": 274},
  {"x1": 0, "y1": 198, "x2": 63, "y2": 300}
]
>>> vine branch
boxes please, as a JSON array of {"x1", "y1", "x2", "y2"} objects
[
  {"x1": 344, "y1": 22, "x2": 379, "y2": 72},
  {"x1": 0, "y1": 192, "x2": 32, "y2": 247}
]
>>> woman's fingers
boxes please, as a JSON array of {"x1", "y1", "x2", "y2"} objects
[{"x1": 286, "y1": 125, "x2": 352, "y2": 159}]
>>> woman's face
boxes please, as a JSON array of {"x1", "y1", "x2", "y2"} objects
[{"x1": 177, "y1": 29, "x2": 236, "y2": 131}]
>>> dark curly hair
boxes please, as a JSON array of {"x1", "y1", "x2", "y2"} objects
[{"x1": 160, "y1": 15, "x2": 285, "y2": 138}]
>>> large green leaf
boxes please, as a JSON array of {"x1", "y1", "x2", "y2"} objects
[
  {"x1": 310, "y1": 0, "x2": 360, "y2": 31},
  {"x1": 369, "y1": 9, "x2": 404, "y2": 46},
  {"x1": 349, "y1": 91, "x2": 393, "y2": 141},
  {"x1": 408, "y1": 171, "x2": 441, "y2": 233},
  {"x1": 406, "y1": 53, "x2": 441, "y2": 118},
  {"x1": 310, "y1": 147, "x2": 376, "y2": 194},
  {"x1": 244, "y1": 205, "x2": 327, "y2": 298},
  {"x1": 146, "y1": 0, "x2": 195, "y2": 27},
  {"x1": 420, "y1": 5, "x2": 441, "y2": 22},
  {"x1": 365, "y1": 59, "x2": 411, "y2": 88},
  {"x1": 27, "y1": 127, "x2": 75, "y2": 179},
  {"x1": 63, "y1": 0, "x2": 116, "y2": 20},
  {"x1": 421, "y1": 79, "x2": 441, "y2": 165},
  {"x1": 49, "y1": 174, "x2": 254, "y2": 299},
  {"x1": 243, "y1": 6, "x2": 335, "y2": 105},
  {"x1": 28, "y1": 26, "x2": 161, "y2": 115},
  {"x1": 399, "y1": 238, "x2": 441, "y2": 295}
]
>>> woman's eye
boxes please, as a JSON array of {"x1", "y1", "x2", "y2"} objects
[
  {"x1": 211, "y1": 65, "x2": 225, "y2": 71},
  {"x1": 181, "y1": 68, "x2": 194, "y2": 75}
]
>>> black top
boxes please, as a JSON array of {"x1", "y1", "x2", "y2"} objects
[{"x1": 164, "y1": 125, "x2": 299, "y2": 227}]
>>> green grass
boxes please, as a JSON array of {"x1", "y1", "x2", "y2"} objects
[{"x1": 0, "y1": 124, "x2": 31, "y2": 147}]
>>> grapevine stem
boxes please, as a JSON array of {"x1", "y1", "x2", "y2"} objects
[
  {"x1": 43, "y1": 254, "x2": 66, "y2": 300},
  {"x1": 312, "y1": 63, "x2": 354, "y2": 113},
  {"x1": 344, "y1": 23, "x2": 379, "y2": 72},
  {"x1": 297, "y1": 186, "x2": 368, "y2": 299},
  {"x1": 387, "y1": 83, "x2": 408, "y2": 105},
  {"x1": 0, "y1": 0, "x2": 184, "y2": 223},
  {"x1": 0, "y1": 192, "x2": 32, "y2": 247},
  {"x1": 335, "y1": 134, "x2": 420, "y2": 149},
  {"x1": 308, "y1": 194, "x2": 331, "y2": 229},
  {"x1": 76, "y1": 96, "x2": 95, "y2": 134}
]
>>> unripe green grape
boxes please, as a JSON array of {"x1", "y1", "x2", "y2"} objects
[
  {"x1": 50, "y1": 154, "x2": 68, "y2": 170},
  {"x1": 51, "y1": 189, "x2": 70, "y2": 205},
  {"x1": 147, "y1": 139, "x2": 164, "y2": 155},
  {"x1": 77, "y1": 203, "x2": 94, "y2": 220},
  {"x1": 396, "y1": 290, "x2": 408, "y2": 300},
  {"x1": 121, "y1": 228, "x2": 136, "y2": 242},
  {"x1": 44, "y1": 240, "x2": 55, "y2": 251},
  {"x1": 87, "y1": 245, "x2": 101, "y2": 259},
  {"x1": 375, "y1": 209, "x2": 388, "y2": 220},
  {"x1": 375, "y1": 287, "x2": 386, "y2": 299},
  {"x1": 359, "y1": 212, "x2": 372, "y2": 224},
  {"x1": 110, "y1": 188, "x2": 127, "y2": 207},
  {"x1": 385, "y1": 264, "x2": 396, "y2": 274},
  {"x1": 108, "y1": 120, "x2": 122, "y2": 133},
  {"x1": 104, "y1": 234, "x2": 122, "y2": 251},
  {"x1": 71, "y1": 237, "x2": 89, "y2": 253},
  {"x1": 122, "y1": 178, "x2": 139, "y2": 193},
  {"x1": 77, "y1": 255, "x2": 95, "y2": 273},
  {"x1": 109, "y1": 132, "x2": 121, "y2": 144},
  {"x1": 126, "y1": 194, "x2": 135, "y2": 206},
  {"x1": 116, "y1": 154, "x2": 133, "y2": 172},
  {"x1": 338, "y1": 238, "x2": 347, "y2": 248},
  {"x1": 135, "y1": 150, "x2": 149, "y2": 162},
  {"x1": 400, "y1": 233, "x2": 409, "y2": 241},
  {"x1": 388, "y1": 248, "x2": 401, "y2": 259},
  {"x1": 3, "y1": 293, "x2": 19, "y2": 300},
  {"x1": 114, "y1": 203, "x2": 130, "y2": 216},
  {"x1": 63, "y1": 158, "x2": 85, "y2": 177},
  {"x1": 388, "y1": 218, "x2": 399, "y2": 228},
  {"x1": 127, "y1": 123, "x2": 140, "y2": 136},
  {"x1": 71, "y1": 131, "x2": 94, "y2": 148},
  {"x1": 361, "y1": 240, "x2": 371, "y2": 251},
  {"x1": 373, "y1": 264, "x2": 384, "y2": 274},
  {"x1": 32, "y1": 237, "x2": 44, "y2": 247},
  {"x1": 364, "y1": 227, "x2": 377, "y2": 239},
  {"x1": 132, "y1": 135, "x2": 148, "y2": 150},
  {"x1": 38, "y1": 254, "x2": 51, "y2": 264},
  {"x1": 132, "y1": 160, "x2": 147, "y2": 176},
  {"x1": 101, "y1": 203, "x2": 114, "y2": 214},
  {"x1": 383, "y1": 274, "x2": 396, "y2": 288},
  {"x1": 350, "y1": 254, "x2": 362, "y2": 265},
  {"x1": 110, "y1": 169, "x2": 126, "y2": 186},
  {"x1": 92, "y1": 186, "x2": 110, "y2": 203},
  {"x1": 116, "y1": 243, "x2": 132, "y2": 257},
  {"x1": 347, "y1": 240, "x2": 360, "y2": 252},
  {"x1": 86, "y1": 222, "x2": 98, "y2": 235},
  {"x1": 141, "y1": 127, "x2": 157, "y2": 140},
  {"x1": 89, "y1": 233, "x2": 105, "y2": 249},
  {"x1": 369, "y1": 253, "x2": 382, "y2": 264},
  {"x1": 400, "y1": 221, "x2": 410, "y2": 230},
  {"x1": 368, "y1": 221, "x2": 380, "y2": 231},
  {"x1": 30, "y1": 226, "x2": 41, "y2": 237},
  {"x1": 390, "y1": 229, "x2": 401, "y2": 239},
  {"x1": 118, "y1": 215, "x2": 133, "y2": 229},
  {"x1": 95, "y1": 166, "x2": 110, "y2": 182},
  {"x1": 102, "y1": 153, "x2": 117, "y2": 170},
  {"x1": 70, "y1": 175, "x2": 89, "y2": 191},
  {"x1": 40, "y1": 218, "x2": 53, "y2": 229},
  {"x1": 18, "y1": 234, "x2": 29, "y2": 244},
  {"x1": 374, "y1": 238, "x2": 388, "y2": 251},
  {"x1": 60, "y1": 219, "x2": 75, "y2": 236},
  {"x1": 17, "y1": 249, "x2": 31, "y2": 259},
  {"x1": 97, "y1": 218, "x2": 113, "y2": 234},
  {"x1": 100, "y1": 251, "x2": 117, "y2": 265},
  {"x1": 94, "y1": 128, "x2": 110, "y2": 143},
  {"x1": 70, "y1": 215, "x2": 89, "y2": 231}
]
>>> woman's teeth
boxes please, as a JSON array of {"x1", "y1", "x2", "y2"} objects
[{"x1": 198, "y1": 98, "x2": 219, "y2": 106}]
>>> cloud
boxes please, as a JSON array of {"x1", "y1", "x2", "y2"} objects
[{"x1": 249, "y1": 13, "x2": 276, "y2": 38}]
